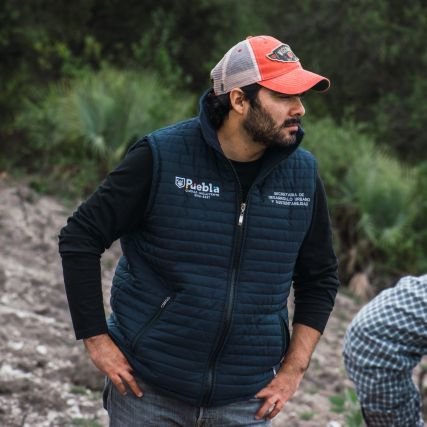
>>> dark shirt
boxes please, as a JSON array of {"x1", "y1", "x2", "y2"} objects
[
  {"x1": 231, "y1": 158, "x2": 263, "y2": 202},
  {"x1": 59, "y1": 142, "x2": 338, "y2": 339}
]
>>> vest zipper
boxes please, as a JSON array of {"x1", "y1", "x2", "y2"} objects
[
  {"x1": 201, "y1": 165, "x2": 248, "y2": 406},
  {"x1": 131, "y1": 295, "x2": 173, "y2": 352},
  {"x1": 200, "y1": 149, "x2": 294, "y2": 405}
]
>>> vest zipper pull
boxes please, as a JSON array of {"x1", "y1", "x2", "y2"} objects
[
  {"x1": 160, "y1": 296, "x2": 171, "y2": 309},
  {"x1": 238, "y1": 203, "x2": 246, "y2": 226}
]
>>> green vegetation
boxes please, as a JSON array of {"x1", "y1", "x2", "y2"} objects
[
  {"x1": 11, "y1": 67, "x2": 194, "y2": 198},
  {"x1": 304, "y1": 119, "x2": 427, "y2": 286},
  {"x1": 71, "y1": 418, "x2": 103, "y2": 427},
  {"x1": 70, "y1": 385, "x2": 88, "y2": 396},
  {"x1": 329, "y1": 388, "x2": 363, "y2": 427},
  {"x1": 1, "y1": 0, "x2": 426, "y2": 289},
  {"x1": 299, "y1": 410, "x2": 314, "y2": 421}
]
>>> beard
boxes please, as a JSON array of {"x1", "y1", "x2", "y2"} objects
[{"x1": 242, "y1": 98, "x2": 301, "y2": 148}]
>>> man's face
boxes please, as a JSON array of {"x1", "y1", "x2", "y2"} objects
[{"x1": 242, "y1": 88, "x2": 306, "y2": 148}]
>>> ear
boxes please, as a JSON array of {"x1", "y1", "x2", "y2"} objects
[{"x1": 228, "y1": 88, "x2": 247, "y2": 115}]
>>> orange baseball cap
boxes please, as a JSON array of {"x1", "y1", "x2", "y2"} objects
[{"x1": 211, "y1": 35, "x2": 330, "y2": 95}]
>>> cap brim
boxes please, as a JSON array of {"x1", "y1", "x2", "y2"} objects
[{"x1": 258, "y1": 67, "x2": 330, "y2": 95}]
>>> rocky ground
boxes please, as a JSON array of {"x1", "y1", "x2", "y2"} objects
[{"x1": 0, "y1": 177, "x2": 425, "y2": 427}]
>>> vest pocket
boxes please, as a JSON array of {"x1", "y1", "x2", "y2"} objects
[{"x1": 130, "y1": 295, "x2": 175, "y2": 353}]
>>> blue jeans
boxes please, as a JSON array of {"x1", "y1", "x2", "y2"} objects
[{"x1": 103, "y1": 377, "x2": 272, "y2": 426}]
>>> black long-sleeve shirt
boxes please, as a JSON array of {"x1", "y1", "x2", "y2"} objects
[{"x1": 59, "y1": 142, "x2": 339, "y2": 339}]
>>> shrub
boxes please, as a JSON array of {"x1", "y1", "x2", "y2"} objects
[
  {"x1": 13, "y1": 67, "x2": 195, "y2": 197},
  {"x1": 304, "y1": 118, "x2": 424, "y2": 287}
]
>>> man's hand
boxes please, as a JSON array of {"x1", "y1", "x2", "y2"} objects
[
  {"x1": 254, "y1": 365, "x2": 304, "y2": 419},
  {"x1": 255, "y1": 323, "x2": 321, "y2": 420},
  {"x1": 84, "y1": 333, "x2": 143, "y2": 398}
]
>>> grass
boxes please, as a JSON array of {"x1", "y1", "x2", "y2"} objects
[
  {"x1": 71, "y1": 418, "x2": 103, "y2": 427},
  {"x1": 70, "y1": 385, "x2": 88, "y2": 395},
  {"x1": 299, "y1": 410, "x2": 314, "y2": 421},
  {"x1": 329, "y1": 388, "x2": 363, "y2": 427}
]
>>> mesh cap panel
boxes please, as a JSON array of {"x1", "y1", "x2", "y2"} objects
[{"x1": 211, "y1": 40, "x2": 261, "y2": 95}]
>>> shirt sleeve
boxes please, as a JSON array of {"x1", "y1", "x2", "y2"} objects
[
  {"x1": 292, "y1": 174, "x2": 340, "y2": 333},
  {"x1": 58, "y1": 140, "x2": 153, "y2": 339}
]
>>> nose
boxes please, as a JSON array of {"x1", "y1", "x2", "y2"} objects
[{"x1": 292, "y1": 97, "x2": 305, "y2": 117}]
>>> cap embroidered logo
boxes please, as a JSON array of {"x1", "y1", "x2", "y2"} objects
[{"x1": 266, "y1": 44, "x2": 299, "y2": 63}]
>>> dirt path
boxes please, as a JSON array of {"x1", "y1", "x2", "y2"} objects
[{"x1": 0, "y1": 181, "x2": 424, "y2": 426}]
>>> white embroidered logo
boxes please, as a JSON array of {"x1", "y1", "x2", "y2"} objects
[
  {"x1": 175, "y1": 176, "x2": 220, "y2": 199},
  {"x1": 268, "y1": 192, "x2": 311, "y2": 207},
  {"x1": 175, "y1": 177, "x2": 185, "y2": 188}
]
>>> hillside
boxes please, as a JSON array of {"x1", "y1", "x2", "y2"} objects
[{"x1": 0, "y1": 177, "x2": 424, "y2": 426}]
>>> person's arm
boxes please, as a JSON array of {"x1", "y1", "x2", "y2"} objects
[
  {"x1": 59, "y1": 141, "x2": 152, "y2": 339},
  {"x1": 255, "y1": 175, "x2": 339, "y2": 419},
  {"x1": 58, "y1": 140, "x2": 152, "y2": 397},
  {"x1": 292, "y1": 174, "x2": 339, "y2": 333}
]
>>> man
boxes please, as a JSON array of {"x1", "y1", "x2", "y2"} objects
[
  {"x1": 343, "y1": 275, "x2": 427, "y2": 427},
  {"x1": 59, "y1": 35, "x2": 339, "y2": 426}
]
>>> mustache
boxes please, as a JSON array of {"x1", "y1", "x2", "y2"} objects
[{"x1": 283, "y1": 118, "x2": 302, "y2": 127}]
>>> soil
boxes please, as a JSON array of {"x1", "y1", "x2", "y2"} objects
[{"x1": 0, "y1": 177, "x2": 425, "y2": 426}]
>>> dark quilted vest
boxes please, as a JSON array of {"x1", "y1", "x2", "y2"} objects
[{"x1": 107, "y1": 97, "x2": 317, "y2": 407}]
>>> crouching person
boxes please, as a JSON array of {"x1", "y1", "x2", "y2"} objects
[{"x1": 343, "y1": 275, "x2": 427, "y2": 427}]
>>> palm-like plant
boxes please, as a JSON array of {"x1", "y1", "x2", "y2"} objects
[
  {"x1": 15, "y1": 67, "x2": 195, "y2": 196},
  {"x1": 57, "y1": 68, "x2": 195, "y2": 172}
]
